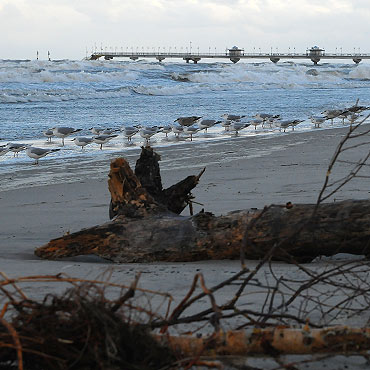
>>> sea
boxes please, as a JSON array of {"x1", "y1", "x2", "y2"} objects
[{"x1": 1, "y1": 58, "x2": 370, "y2": 190}]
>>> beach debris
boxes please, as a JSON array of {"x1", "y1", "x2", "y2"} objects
[
  {"x1": 2, "y1": 261, "x2": 370, "y2": 369},
  {"x1": 35, "y1": 146, "x2": 370, "y2": 263},
  {"x1": 161, "y1": 327, "x2": 370, "y2": 356},
  {"x1": 2, "y1": 273, "x2": 370, "y2": 370},
  {"x1": 109, "y1": 146, "x2": 205, "y2": 218},
  {"x1": 0, "y1": 276, "x2": 176, "y2": 370}
]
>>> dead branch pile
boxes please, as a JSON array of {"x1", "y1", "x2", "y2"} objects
[
  {"x1": 0, "y1": 276, "x2": 175, "y2": 370},
  {"x1": 1, "y1": 257, "x2": 370, "y2": 369}
]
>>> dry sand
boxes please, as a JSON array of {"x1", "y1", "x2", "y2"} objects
[{"x1": 0, "y1": 125, "x2": 369, "y2": 368}]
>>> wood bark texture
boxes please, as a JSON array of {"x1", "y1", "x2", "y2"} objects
[
  {"x1": 156, "y1": 326, "x2": 370, "y2": 356},
  {"x1": 34, "y1": 147, "x2": 370, "y2": 263}
]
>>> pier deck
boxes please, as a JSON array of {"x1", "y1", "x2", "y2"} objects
[{"x1": 89, "y1": 51, "x2": 370, "y2": 64}]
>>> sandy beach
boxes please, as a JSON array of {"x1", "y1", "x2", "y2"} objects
[
  {"x1": 1, "y1": 125, "x2": 369, "y2": 254},
  {"x1": 1, "y1": 124, "x2": 370, "y2": 368}
]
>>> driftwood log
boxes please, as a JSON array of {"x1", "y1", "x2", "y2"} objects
[
  {"x1": 158, "y1": 326, "x2": 370, "y2": 356},
  {"x1": 35, "y1": 147, "x2": 370, "y2": 263}
]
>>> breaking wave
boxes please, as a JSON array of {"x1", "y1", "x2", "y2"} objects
[{"x1": 0, "y1": 87, "x2": 131, "y2": 103}]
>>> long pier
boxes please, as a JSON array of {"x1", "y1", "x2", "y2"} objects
[{"x1": 88, "y1": 48, "x2": 370, "y2": 65}]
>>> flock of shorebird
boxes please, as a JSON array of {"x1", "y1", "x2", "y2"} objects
[{"x1": 1, "y1": 102, "x2": 369, "y2": 164}]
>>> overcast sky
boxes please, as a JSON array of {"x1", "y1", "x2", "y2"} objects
[{"x1": 1, "y1": 0, "x2": 369, "y2": 60}]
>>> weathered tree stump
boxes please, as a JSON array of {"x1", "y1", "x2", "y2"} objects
[
  {"x1": 109, "y1": 147, "x2": 205, "y2": 219},
  {"x1": 35, "y1": 147, "x2": 370, "y2": 263}
]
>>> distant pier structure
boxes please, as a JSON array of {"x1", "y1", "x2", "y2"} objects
[{"x1": 88, "y1": 45, "x2": 370, "y2": 65}]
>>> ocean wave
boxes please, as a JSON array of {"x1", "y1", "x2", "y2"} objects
[
  {"x1": 0, "y1": 59, "x2": 166, "y2": 84},
  {"x1": 0, "y1": 69, "x2": 140, "y2": 83},
  {"x1": 132, "y1": 84, "x2": 206, "y2": 95},
  {"x1": 170, "y1": 73, "x2": 191, "y2": 82},
  {"x1": 179, "y1": 63, "x2": 347, "y2": 86}
]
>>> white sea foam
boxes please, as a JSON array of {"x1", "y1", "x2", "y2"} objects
[
  {"x1": 0, "y1": 87, "x2": 131, "y2": 103},
  {"x1": 348, "y1": 65, "x2": 370, "y2": 80},
  {"x1": 182, "y1": 63, "x2": 346, "y2": 87}
]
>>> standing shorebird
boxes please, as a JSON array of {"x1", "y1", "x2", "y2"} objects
[
  {"x1": 310, "y1": 116, "x2": 326, "y2": 128},
  {"x1": 52, "y1": 127, "x2": 82, "y2": 146},
  {"x1": 255, "y1": 113, "x2": 280, "y2": 127},
  {"x1": 26, "y1": 147, "x2": 60, "y2": 165},
  {"x1": 275, "y1": 120, "x2": 291, "y2": 132},
  {"x1": 265, "y1": 116, "x2": 280, "y2": 128},
  {"x1": 93, "y1": 134, "x2": 118, "y2": 150},
  {"x1": 6, "y1": 143, "x2": 29, "y2": 157},
  {"x1": 321, "y1": 109, "x2": 346, "y2": 124},
  {"x1": 139, "y1": 128, "x2": 158, "y2": 145},
  {"x1": 159, "y1": 125, "x2": 172, "y2": 138},
  {"x1": 198, "y1": 119, "x2": 221, "y2": 132},
  {"x1": 221, "y1": 114, "x2": 246, "y2": 122},
  {"x1": 72, "y1": 137, "x2": 94, "y2": 150},
  {"x1": 171, "y1": 124, "x2": 184, "y2": 138},
  {"x1": 249, "y1": 118, "x2": 263, "y2": 130},
  {"x1": 345, "y1": 99, "x2": 369, "y2": 114},
  {"x1": 43, "y1": 129, "x2": 54, "y2": 142},
  {"x1": 89, "y1": 127, "x2": 118, "y2": 135},
  {"x1": 220, "y1": 120, "x2": 232, "y2": 131},
  {"x1": 121, "y1": 126, "x2": 140, "y2": 142},
  {"x1": 290, "y1": 119, "x2": 304, "y2": 131},
  {"x1": 183, "y1": 126, "x2": 199, "y2": 141},
  {"x1": 230, "y1": 121, "x2": 250, "y2": 135},
  {"x1": 174, "y1": 116, "x2": 202, "y2": 127}
]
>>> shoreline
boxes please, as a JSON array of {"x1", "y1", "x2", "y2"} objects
[{"x1": 0, "y1": 121, "x2": 363, "y2": 191}]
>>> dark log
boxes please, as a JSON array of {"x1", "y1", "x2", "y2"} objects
[{"x1": 34, "y1": 150, "x2": 370, "y2": 262}]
